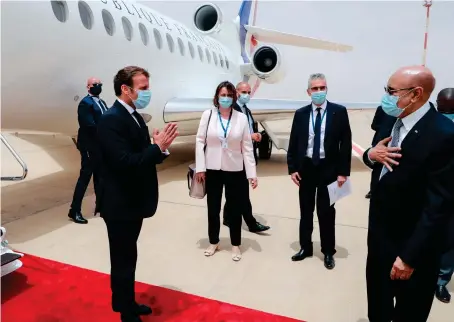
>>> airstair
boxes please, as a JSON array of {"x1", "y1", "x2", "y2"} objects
[
  {"x1": 1, "y1": 133, "x2": 26, "y2": 275},
  {"x1": 1, "y1": 133, "x2": 28, "y2": 181}
]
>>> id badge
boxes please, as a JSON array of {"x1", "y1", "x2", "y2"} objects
[{"x1": 221, "y1": 138, "x2": 228, "y2": 149}]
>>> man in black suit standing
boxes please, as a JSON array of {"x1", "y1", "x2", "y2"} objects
[
  {"x1": 222, "y1": 81, "x2": 270, "y2": 233},
  {"x1": 434, "y1": 87, "x2": 454, "y2": 303},
  {"x1": 363, "y1": 66, "x2": 454, "y2": 321},
  {"x1": 287, "y1": 73, "x2": 352, "y2": 269},
  {"x1": 97, "y1": 66, "x2": 178, "y2": 322},
  {"x1": 68, "y1": 77, "x2": 108, "y2": 224}
]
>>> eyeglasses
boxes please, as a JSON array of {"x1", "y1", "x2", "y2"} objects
[{"x1": 384, "y1": 86, "x2": 414, "y2": 95}]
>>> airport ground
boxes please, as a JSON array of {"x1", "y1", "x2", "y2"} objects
[{"x1": 1, "y1": 110, "x2": 453, "y2": 321}]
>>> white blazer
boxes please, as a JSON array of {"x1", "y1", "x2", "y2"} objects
[{"x1": 195, "y1": 108, "x2": 257, "y2": 179}]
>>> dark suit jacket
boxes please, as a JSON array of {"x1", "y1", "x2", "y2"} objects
[
  {"x1": 363, "y1": 107, "x2": 454, "y2": 268},
  {"x1": 96, "y1": 100, "x2": 167, "y2": 221},
  {"x1": 76, "y1": 95, "x2": 107, "y2": 152},
  {"x1": 233, "y1": 102, "x2": 259, "y2": 164},
  {"x1": 287, "y1": 101, "x2": 352, "y2": 183}
]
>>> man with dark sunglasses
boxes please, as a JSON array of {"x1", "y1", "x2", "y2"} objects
[{"x1": 68, "y1": 77, "x2": 108, "y2": 224}]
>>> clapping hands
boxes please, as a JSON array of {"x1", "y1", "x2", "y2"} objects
[{"x1": 153, "y1": 123, "x2": 178, "y2": 151}]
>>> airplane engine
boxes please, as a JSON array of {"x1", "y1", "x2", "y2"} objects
[
  {"x1": 251, "y1": 45, "x2": 285, "y2": 84},
  {"x1": 193, "y1": 3, "x2": 223, "y2": 34}
]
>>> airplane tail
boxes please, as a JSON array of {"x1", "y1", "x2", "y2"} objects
[{"x1": 237, "y1": 0, "x2": 353, "y2": 65}]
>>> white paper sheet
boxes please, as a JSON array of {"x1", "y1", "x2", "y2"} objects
[{"x1": 327, "y1": 178, "x2": 352, "y2": 205}]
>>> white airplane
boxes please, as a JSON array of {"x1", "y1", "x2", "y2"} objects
[
  {"x1": 1, "y1": 0, "x2": 377, "y2": 276},
  {"x1": 1, "y1": 0, "x2": 377, "y2": 159}
]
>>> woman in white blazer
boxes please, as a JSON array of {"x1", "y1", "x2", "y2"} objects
[{"x1": 194, "y1": 81, "x2": 258, "y2": 261}]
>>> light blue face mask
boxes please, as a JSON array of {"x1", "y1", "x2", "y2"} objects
[
  {"x1": 218, "y1": 96, "x2": 233, "y2": 109},
  {"x1": 130, "y1": 89, "x2": 152, "y2": 109},
  {"x1": 442, "y1": 113, "x2": 454, "y2": 121},
  {"x1": 311, "y1": 91, "x2": 327, "y2": 105},
  {"x1": 238, "y1": 93, "x2": 250, "y2": 105},
  {"x1": 381, "y1": 93, "x2": 404, "y2": 117}
]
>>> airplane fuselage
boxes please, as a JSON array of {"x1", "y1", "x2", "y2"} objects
[{"x1": 1, "y1": 0, "x2": 243, "y2": 136}]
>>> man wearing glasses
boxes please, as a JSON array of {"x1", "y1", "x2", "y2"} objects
[
  {"x1": 363, "y1": 66, "x2": 454, "y2": 321},
  {"x1": 287, "y1": 73, "x2": 352, "y2": 270},
  {"x1": 68, "y1": 77, "x2": 109, "y2": 224}
]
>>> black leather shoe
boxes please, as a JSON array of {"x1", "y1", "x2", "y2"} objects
[
  {"x1": 324, "y1": 254, "x2": 335, "y2": 269},
  {"x1": 365, "y1": 191, "x2": 371, "y2": 199},
  {"x1": 68, "y1": 210, "x2": 88, "y2": 224},
  {"x1": 134, "y1": 304, "x2": 152, "y2": 315},
  {"x1": 291, "y1": 249, "x2": 313, "y2": 261},
  {"x1": 120, "y1": 313, "x2": 142, "y2": 322},
  {"x1": 435, "y1": 285, "x2": 451, "y2": 303},
  {"x1": 249, "y1": 222, "x2": 270, "y2": 233}
]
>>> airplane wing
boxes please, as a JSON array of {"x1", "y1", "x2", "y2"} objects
[
  {"x1": 163, "y1": 98, "x2": 378, "y2": 123},
  {"x1": 244, "y1": 25, "x2": 353, "y2": 52}
]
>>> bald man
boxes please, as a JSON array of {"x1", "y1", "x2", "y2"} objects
[
  {"x1": 363, "y1": 66, "x2": 454, "y2": 321},
  {"x1": 69, "y1": 77, "x2": 109, "y2": 224},
  {"x1": 434, "y1": 87, "x2": 454, "y2": 304},
  {"x1": 223, "y1": 82, "x2": 270, "y2": 233}
]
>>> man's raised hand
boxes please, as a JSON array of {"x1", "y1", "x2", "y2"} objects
[
  {"x1": 153, "y1": 123, "x2": 178, "y2": 151},
  {"x1": 368, "y1": 137, "x2": 402, "y2": 172}
]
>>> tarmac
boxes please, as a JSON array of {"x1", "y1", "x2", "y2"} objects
[{"x1": 1, "y1": 109, "x2": 453, "y2": 322}]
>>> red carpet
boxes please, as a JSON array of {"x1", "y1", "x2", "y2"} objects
[{"x1": 1, "y1": 254, "x2": 304, "y2": 322}]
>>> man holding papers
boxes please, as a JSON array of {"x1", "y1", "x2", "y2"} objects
[{"x1": 287, "y1": 73, "x2": 352, "y2": 269}]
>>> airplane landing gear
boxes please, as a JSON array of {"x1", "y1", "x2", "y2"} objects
[{"x1": 258, "y1": 130, "x2": 273, "y2": 160}]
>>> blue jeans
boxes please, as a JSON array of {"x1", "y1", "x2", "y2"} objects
[{"x1": 438, "y1": 248, "x2": 454, "y2": 287}]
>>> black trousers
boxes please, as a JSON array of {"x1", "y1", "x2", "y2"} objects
[
  {"x1": 298, "y1": 158, "x2": 336, "y2": 255},
  {"x1": 70, "y1": 149, "x2": 101, "y2": 212},
  {"x1": 206, "y1": 169, "x2": 244, "y2": 246},
  {"x1": 223, "y1": 170, "x2": 257, "y2": 228},
  {"x1": 104, "y1": 218, "x2": 143, "y2": 313},
  {"x1": 366, "y1": 253, "x2": 439, "y2": 322}
]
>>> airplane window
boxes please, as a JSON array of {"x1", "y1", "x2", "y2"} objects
[
  {"x1": 220, "y1": 54, "x2": 224, "y2": 68},
  {"x1": 177, "y1": 38, "x2": 185, "y2": 56},
  {"x1": 197, "y1": 46, "x2": 204, "y2": 62},
  {"x1": 78, "y1": 1, "x2": 94, "y2": 30},
  {"x1": 166, "y1": 34, "x2": 174, "y2": 53},
  {"x1": 102, "y1": 10, "x2": 115, "y2": 36},
  {"x1": 51, "y1": 1, "x2": 68, "y2": 23},
  {"x1": 122, "y1": 17, "x2": 133, "y2": 41},
  {"x1": 225, "y1": 57, "x2": 229, "y2": 70},
  {"x1": 212, "y1": 51, "x2": 218, "y2": 66},
  {"x1": 188, "y1": 42, "x2": 195, "y2": 59},
  {"x1": 153, "y1": 29, "x2": 162, "y2": 49},
  {"x1": 205, "y1": 48, "x2": 211, "y2": 63},
  {"x1": 138, "y1": 23, "x2": 149, "y2": 46}
]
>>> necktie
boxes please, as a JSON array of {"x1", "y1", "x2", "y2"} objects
[
  {"x1": 380, "y1": 118, "x2": 404, "y2": 178},
  {"x1": 312, "y1": 107, "x2": 322, "y2": 165},
  {"x1": 132, "y1": 111, "x2": 146, "y2": 128},
  {"x1": 99, "y1": 99, "x2": 107, "y2": 112}
]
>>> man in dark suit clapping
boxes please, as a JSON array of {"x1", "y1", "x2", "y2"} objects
[
  {"x1": 68, "y1": 77, "x2": 108, "y2": 223},
  {"x1": 97, "y1": 66, "x2": 178, "y2": 322},
  {"x1": 363, "y1": 66, "x2": 454, "y2": 321}
]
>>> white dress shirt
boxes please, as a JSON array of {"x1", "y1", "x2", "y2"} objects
[
  {"x1": 91, "y1": 95, "x2": 107, "y2": 114},
  {"x1": 238, "y1": 101, "x2": 254, "y2": 134},
  {"x1": 117, "y1": 99, "x2": 170, "y2": 155},
  {"x1": 306, "y1": 100, "x2": 328, "y2": 159}
]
